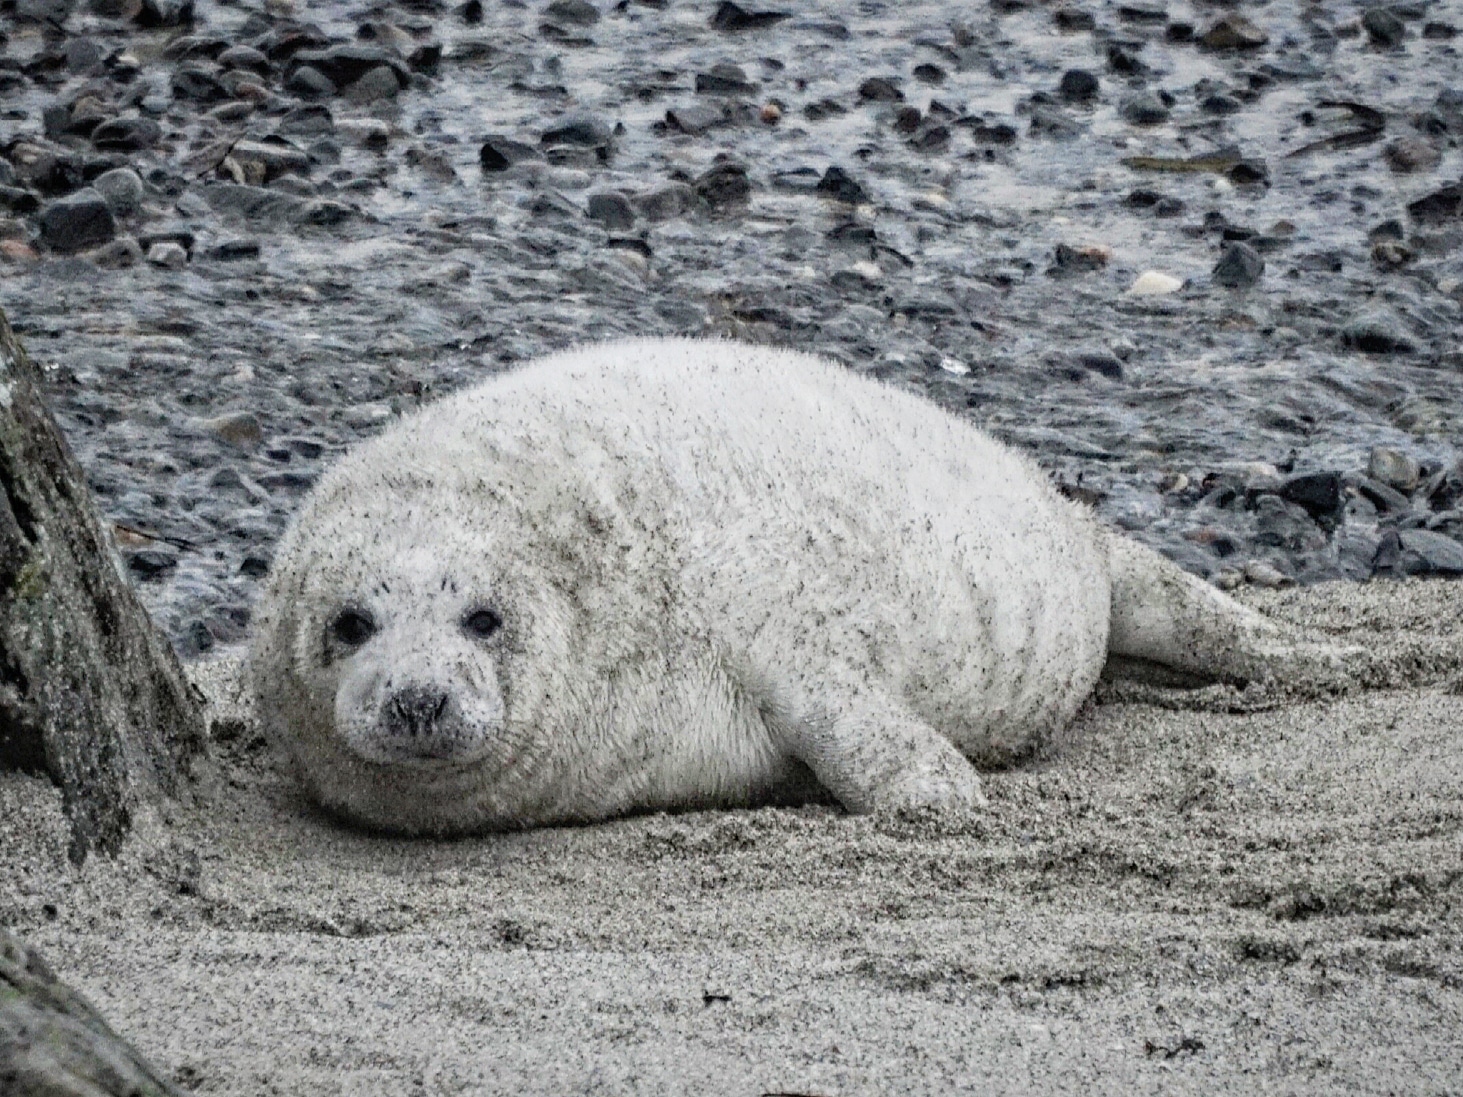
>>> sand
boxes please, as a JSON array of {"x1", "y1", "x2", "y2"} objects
[{"x1": 2, "y1": 579, "x2": 1461, "y2": 1096}]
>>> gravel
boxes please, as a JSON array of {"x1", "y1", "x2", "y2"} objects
[{"x1": 0, "y1": 0, "x2": 1460, "y2": 654}]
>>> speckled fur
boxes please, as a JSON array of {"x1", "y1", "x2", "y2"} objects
[{"x1": 249, "y1": 338, "x2": 1352, "y2": 835}]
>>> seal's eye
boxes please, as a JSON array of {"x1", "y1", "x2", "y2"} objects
[
  {"x1": 461, "y1": 607, "x2": 503, "y2": 640},
  {"x1": 330, "y1": 609, "x2": 377, "y2": 647}
]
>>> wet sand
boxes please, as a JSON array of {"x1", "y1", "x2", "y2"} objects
[{"x1": 2, "y1": 579, "x2": 1461, "y2": 1095}]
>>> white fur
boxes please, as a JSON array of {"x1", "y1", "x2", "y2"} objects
[{"x1": 249, "y1": 338, "x2": 1351, "y2": 835}]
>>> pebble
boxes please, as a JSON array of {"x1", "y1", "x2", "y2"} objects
[
  {"x1": 693, "y1": 160, "x2": 751, "y2": 210},
  {"x1": 1120, "y1": 91, "x2": 1169, "y2": 125},
  {"x1": 1374, "y1": 528, "x2": 1463, "y2": 576},
  {"x1": 1058, "y1": 69, "x2": 1099, "y2": 103},
  {"x1": 1201, "y1": 15, "x2": 1268, "y2": 50},
  {"x1": 93, "y1": 167, "x2": 144, "y2": 216},
  {"x1": 479, "y1": 135, "x2": 545, "y2": 171},
  {"x1": 544, "y1": 0, "x2": 600, "y2": 26},
  {"x1": 1243, "y1": 560, "x2": 1293, "y2": 589},
  {"x1": 1362, "y1": 7, "x2": 1407, "y2": 48},
  {"x1": 1127, "y1": 270, "x2": 1183, "y2": 295},
  {"x1": 39, "y1": 188, "x2": 116, "y2": 252},
  {"x1": 1384, "y1": 137, "x2": 1441, "y2": 174},
  {"x1": 200, "y1": 412, "x2": 264, "y2": 449},
  {"x1": 1343, "y1": 312, "x2": 1414, "y2": 355},
  {"x1": 1367, "y1": 447, "x2": 1421, "y2": 492},
  {"x1": 1211, "y1": 241, "x2": 1264, "y2": 288},
  {"x1": 586, "y1": 190, "x2": 635, "y2": 230},
  {"x1": 146, "y1": 240, "x2": 188, "y2": 268}
]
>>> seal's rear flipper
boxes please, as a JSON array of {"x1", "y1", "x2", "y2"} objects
[{"x1": 1103, "y1": 531, "x2": 1364, "y2": 686}]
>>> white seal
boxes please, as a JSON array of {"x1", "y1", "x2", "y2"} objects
[{"x1": 249, "y1": 338, "x2": 1355, "y2": 834}]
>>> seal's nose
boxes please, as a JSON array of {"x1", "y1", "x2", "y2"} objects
[{"x1": 381, "y1": 685, "x2": 454, "y2": 739}]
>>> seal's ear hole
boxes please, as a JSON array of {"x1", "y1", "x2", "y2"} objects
[
  {"x1": 461, "y1": 606, "x2": 503, "y2": 641},
  {"x1": 330, "y1": 608, "x2": 378, "y2": 647}
]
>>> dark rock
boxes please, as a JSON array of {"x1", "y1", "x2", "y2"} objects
[
  {"x1": 696, "y1": 62, "x2": 754, "y2": 95},
  {"x1": 1212, "y1": 241, "x2": 1264, "y2": 287},
  {"x1": 127, "y1": 548, "x2": 178, "y2": 578},
  {"x1": 0, "y1": 186, "x2": 42, "y2": 214},
  {"x1": 135, "y1": 0, "x2": 194, "y2": 27},
  {"x1": 1075, "y1": 352, "x2": 1124, "y2": 380},
  {"x1": 1058, "y1": 69, "x2": 1099, "y2": 103},
  {"x1": 541, "y1": 114, "x2": 613, "y2": 147},
  {"x1": 1407, "y1": 183, "x2": 1461, "y2": 224},
  {"x1": 344, "y1": 65, "x2": 403, "y2": 103},
  {"x1": 1106, "y1": 43, "x2": 1146, "y2": 75},
  {"x1": 1201, "y1": 15, "x2": 1268, "y2": 50},
  {"x1": 459, "y1": 0, "x2": 484, "y2": 24},
  {"x1": 1423, "y1": 21, "x2": 1456, "y2": 38},
  {"x1": 39, "y1": 188, "x2": 116, "y2": 252},
  {"x1": 710, "y1": 2, "x2": 790, "y2": 31},
  {"x1": 544, "y1": 0, "x2": 599, "y2": 25},
  {"x1": 1120, "y1": 91, "x2": 1170, "y2": 125},
  {"x1": 1362, "y1": 7, "x2": 1407, "y2": 47},
  {"x1": 289, "y1": 45, "x2": 409, "y2": 90},
  {"x1": 89, "y1": 115, "x2": 161, "y2": 151},
  {"x1": 586, "y1": 190, "x2": 634, "y2": 230},
  {"x1": 1373, "y1": 528, "x2": 1463, "y2": 576},
  {"x1": 631, "y1": 183, "x2": 696, "y2": 221},
  {"x1": 1201, "y1": 93, "x2": 1242, "y2": 115},
  {"x1": 205, "y1": 238, "x2": 262, "y2": 260},
  {"x1": 815, "y1": 165, "x2": 868, "y2": 204},
  {"x1": 218, "y1": 44, "x2": 271, "y2": 73},
  {"x1": 858, "y1": 77, "x2": 904, "y2": 102},
  {"x1": 285, "y1": 65, "x2": 335, "y2": 98},
  {"x1": 1053, "y1": 8, "x2": 1096, "y2": 32},
  {"x1": 913, "y1": 64, "x2": 945, "y2": 85},
  {"x1": 665, "y1": 103, "x2": 724, "y2": 135},
  {"x1": 479, "y1": 135, "x2": 545, "y2": 170},
  {"x1": 278, "y1": 104, "x2": 336, "y2": 136},
  {"x1": 170, "y1": 65, "x2": 231, "y2": 102},
  {"x1": 694, "y1": 160, "x2": 751, "y2": 210},
  {"x1": 1278, "y1": 471, "x2": 1344, "y2": 521},
  {"x1": 1027, "y1": 105, "x2": 1082, "y2": 138},
  {"x1": 1351, "y1": 475, "x2": 1412, "y2": 515},
  {"x1": 1385, "y1": 136, "x2": 1440, "y2": 173},
  {"x1": 1343, "y1": 313, "x2": 1414, "y2": 354},
  {"x1": 92, "y1": 167, "x2": 143, "y2": 215},
  {"x1": 1252, "y1": 495, "x2": 1327, "y2": 551},
  {"x1": 1048, "y1": 243, "x2": 1107, "y2": 276}
]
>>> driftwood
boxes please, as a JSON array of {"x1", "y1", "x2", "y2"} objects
[
  {"x1": 0, "y1": 303, "x2": 205, "y2": 861},
  {"x1": 0, "y1": 927, "x2": 183, "y2": 1096}
]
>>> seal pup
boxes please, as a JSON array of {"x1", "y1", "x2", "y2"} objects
[{"x1": 250, "y1": 338, "x2": 1357, "y2": 834}]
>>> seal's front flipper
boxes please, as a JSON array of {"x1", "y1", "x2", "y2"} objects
[
  {"x1": 762, "y1": 681, "x2": 986, "y2": 815},
  {"x1": 1104, "y1": 531, "x2": 1365, "y2": 685}
]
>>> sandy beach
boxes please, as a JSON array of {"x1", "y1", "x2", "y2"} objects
[{"x1": 3, "y1": 578, "x2": 1460, "y2": 1095}]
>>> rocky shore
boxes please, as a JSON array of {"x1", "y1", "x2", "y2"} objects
[{"x1": 1, "y1": 0, "x2": 1461, "y2": 653}]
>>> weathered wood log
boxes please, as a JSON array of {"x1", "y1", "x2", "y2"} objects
[
  {"x1": 0, "y1": 927, "x2": 184, "y2": 1097},
  {"x1": 0, "y1": 304, "x2": 205, "y2": 863}
]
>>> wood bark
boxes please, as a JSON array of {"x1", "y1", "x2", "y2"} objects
[
  {"x1": 0, "y1": 304, "x2": 205, "y2": 863},
  {"x1": 1, "y1": 927, "x2": 184, "y2": 1097}
]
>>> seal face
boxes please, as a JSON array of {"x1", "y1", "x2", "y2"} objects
[{"x1": 250, "y1": 337, "x2": 1355, "y2": 835}]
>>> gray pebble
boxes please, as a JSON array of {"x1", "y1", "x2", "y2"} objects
[
  {"x1": 146, "y1": 240, "x2": 188, "y2": 268},
  {"x1": 1212, "y1": 241, "x2": 1264, "y2": 287},
  {"x1": 93, "y1": 167, "x2": 145, "y2": 216},
  {"x1": 1362, "y1": 7, "x2": 1407, "y2": 48},
  {"x1": 1058, "y1": 69, "x2": 1099, "y2": 103},
  {"x1": 1367, "y1": 446, "x2": 1421, "y2": 492},
  {"x1": 1343, "y1": 312, "x2": 1414, "y2": 355},
  {"x1": 1120, "y1": 91, "x2": 1169, "y2": 125},
  {"x1": 587, "y1": 191, "x2": 635, "y2": 230},
  {"x1": 545, "y1": 0, "x2": 601, "y2": 26},
  {"x1": 40, "y1": 188, "x2": 117, "y2": 252}
]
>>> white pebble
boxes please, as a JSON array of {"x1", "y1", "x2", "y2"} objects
[
  {"x1": 939, "y1": 357, "x2": 970, "y2": 375},
  {"x1": 1127, "y1": 270, "x2": 1184, "y2": 296}
]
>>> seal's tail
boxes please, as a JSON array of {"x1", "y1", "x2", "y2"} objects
[{"x1": 1102, "y1": 531, "x2": 1365, "y2": 687}]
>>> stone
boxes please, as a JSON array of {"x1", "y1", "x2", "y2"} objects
[
  {"x1": 815, "y1": 166, "x2": 868, "y2": 204},
  {"x1": 479, "y1": 135, "x2": 545, "y2": 171},
  {"x1": 541, "y1": 114, "x2": 613, "y2": 148},
  {"x1": 1373, "y1": 529, "x2": 1463, "y2": 576},
  {"x1": 146, "y1": 240, "x2": 187, "y2": 268},
  {"x1": 1212, "y1": 241, "x2": 1264, "y2": 287},
  {"x1": 1407, "y1": 183, "x2": 1461, "y2": 224},
  {"x1": 1384, "y1": 136, "x2": 1441, "y2": 174},
  {"x1": 1362, "y1": 7, "x2": 1407, "y2": 47},
  {"x1": 344, "y1": 65, "x2": 402, "y2": 103},
  {"x1": 1127, "y1": 270, "x2": 1184, "y2": 295},
  {"x1": 1367, "y1": 447, "x2": 1421, "y2": 492},
  {"x1": 1058, "y1": 69, "x2": 1099, "y2": 103},
  {"x1": 1278, "y1": 471, "x2": 1345, "y2": 522},
  {"x1": 710, "y1": 2, "x2": 790, "y2": 31},
  {"x1": 200, "y1": 411, "x2": 263, "y2": 448},
  {"x1": 544, "y1": 0, "x2": 599, "y2": 26},
  {"x1": 1201, "y1": 15, "x2": 1268, "y2": 50},
  {"x1": 586, "y1": 190, "x2": 634, "y2": 230},
  {"x1": 92, "y1": 167, "x2": 144, "y2": 216},
  {"x1": 89, "y1": 115, "x2": 161, "y2": 151},
  {"x1": 285, "y1": 65, "x2": 335, "y2": 97},
  {"x1": 666, "y1": 103, "x2": 724, "y2": 135},
  {"x1": 1120, "y1": 91, "x2": 1169, "y2": 125},
  {"x1": 694, "y1": 160, "x2": 751, "y2": 209},
  {"x1": 858, "y1": 77, "x2": 904, "y2": 102},
  {"x1": 39, "y1": 188, "x2": 116, "y2": 252},
  {"x1": 1343, "y1": 313, "x2": 1414, "y2": 355}
]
